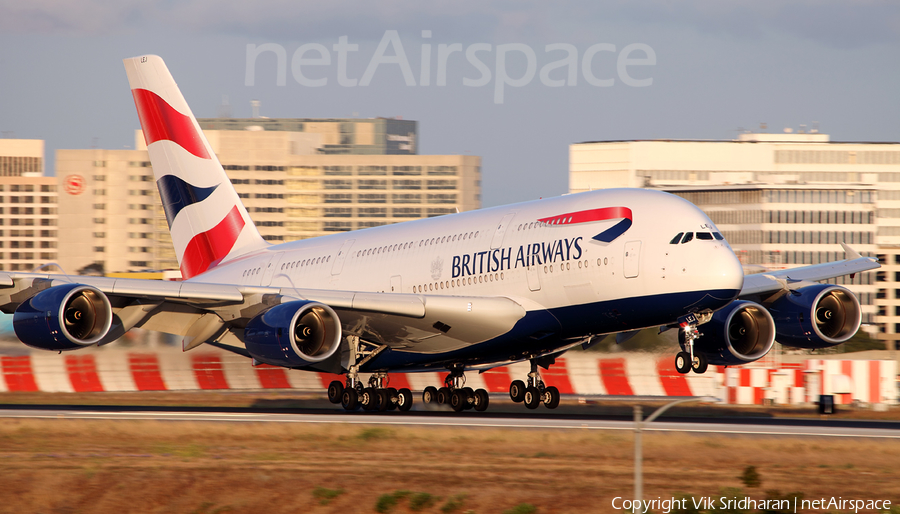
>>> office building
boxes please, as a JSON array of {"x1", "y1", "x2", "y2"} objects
[{"x1": 0, "y1": 140, "x2": 57, "y2": 272}]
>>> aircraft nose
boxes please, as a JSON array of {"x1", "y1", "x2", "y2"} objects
[{"x1": 708, "y1": 245, "x2": 744, "y2": 297}]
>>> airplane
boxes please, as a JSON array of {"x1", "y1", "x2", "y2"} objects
[{"x1": 1, "y1": 55, "x2": 880, "y2": 413}]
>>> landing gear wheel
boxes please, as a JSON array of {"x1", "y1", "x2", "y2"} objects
[
  {"x1": 375, "y1": 389, "x2": 390, "y2": 411},
  {"x1": 675, "y1": 351, "x2": 691, "y2": 374},
  {"x1": 450, "y1": 389, "x2": 467, "y2": 412},
  {"x1": 341, "y1": 388, "x2": 359, "y2": 411},
  {"x1": 386, "y1": 387, "x2": 399, "y2": 411},
  {"x1": 510, "y1": 380, "x2": 526, "y2": 403},
  {"x1": 327, "y1": 381, "x2": 344, "y2": 404},
  {"x1": 362, "y1": 387, "x2": 378, "y2": 411},
  {"x1": 397, "y1": 388, "x2": 413, "y2": 412},
  {"x1": 473, "y1": 388, "x2": 490, "y2": 412},
  {"x1": 543, "y1": 386, "x2": 560, "y2": 409},
  {"x1": 691, "y1": 353, "x2": 709, "y2": 374},
  {"x1": 462, "y1": 387, "x2": 475, "y2": 410},
  {"x1": 524, "y1": 386, "x2": 541, "y2": 410},
  {"x1": 437, "y1": 387, "x2": 452, "y2": 405},
  {"x1": 423, "y1": 386, "x2": 438, "y2": 404}
]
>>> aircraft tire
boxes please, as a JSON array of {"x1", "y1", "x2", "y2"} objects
[
  {"x1": 462, "y1": 387, "x2": 475, "y2": 410},
  {"x1": 375, "y1": 389, "x2": 390, "y2": 411},
  {"x1": 386, "y1": 388, "x2": 399, "y2": 410},
  {"x1": 544, "y1": 386, "x2": 560, "y2": 409},
  {"x1": 450, "y1": 389, "x2": 467, "y2": 412},
  {"x1": 362, "y1": 387, "x2": 378, "y2": 411},
  {"x1": 423, "y1": 386, "x2": 438, "y2": 404},
  {"x1": 524, "y1": 386, "x2": 541, "y2": 409},
  {"x1": 675, "y1": 352, "x2": 691, "y2": 374},
  {"x1": 691, "y1": 353, "x2": 709, "y2": 374},
  {"x1": 397, "y1": 388, "x2": 413, "y2": 412},
  {"x1": 437, "y1": 387, "x2": 452, "y2": 405},
  {"x1": 341, "y1": 388, "x2": 359, "y2": 411},
  {"x1": 327, "y1": 381, "x2": 344, "y2": 404},
  {"x1": 473, "y1": 389, "x2": 490, "y2": 412},
  {"x1": 509, "y1": 380, "x2": 526, "y2": 403}
]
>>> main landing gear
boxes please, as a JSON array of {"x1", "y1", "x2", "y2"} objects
[
  {"x1": 674, "y1": 322, "x2": 708, "y2": 375},
  {"x1": 327, "y1": 374, "x2": 413, "y2": 412},
  {"x1": 325, "y1": 334, "x2": 414, "y2": 412},
  {"x1": 421, "y1": 367, "x2": 490, "y2": 412},
  {"x1": 509, "y1": 360, "x2": 560, "y2": 410}
]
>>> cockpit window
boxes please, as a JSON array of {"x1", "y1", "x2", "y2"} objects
[
  {"x1": 669, "y1": 232, "x2": 684, "y2": 244},
  {"x1": 713, "y1": 232, "x2": 724, "y2": 240},
  {"x1": 681, "y1": 232, "x2": 694, "y2": 244},
  {"x1": 696, "y1": 232, "x2": 714, "y2": 240}
]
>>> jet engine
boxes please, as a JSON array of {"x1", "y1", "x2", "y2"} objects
[
  {"x1": 692, "y1": 300, "x2": 776, "y2": 365},
  {"x1": 767, "y1": 284, "x2": 861, "y2": 349},
  {"x1": 244, "y1": 300, "x2": 342, "y2": 368},
  {"x1": 13, "y1": 284, "x2": 113, "y2": 351}
]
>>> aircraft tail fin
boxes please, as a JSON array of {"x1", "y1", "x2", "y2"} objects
[{"x1": 123, "y1": 55, "x2": 268, "y2": 280}]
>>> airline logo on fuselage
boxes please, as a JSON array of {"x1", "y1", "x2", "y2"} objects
[
  {"x1": 538, "y1": 206, "x2": 633, "y2": 243},
  {"x1": 450, "y1": 206, "x2": 631, "y2": 279},
  {"x1": 452, "y1": 238, "x2": 584, "y2": 278}
]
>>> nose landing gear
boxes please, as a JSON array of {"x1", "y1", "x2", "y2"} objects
[{"x1": 675, "y1": 320, "x2": 708, "y2": 375}]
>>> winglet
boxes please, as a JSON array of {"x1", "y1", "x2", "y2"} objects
[{"x1": 840, "y1": 242, "x2": 862, "y2": 260}]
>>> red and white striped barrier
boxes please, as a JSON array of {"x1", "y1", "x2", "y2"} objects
[
  {"x1": 0, "y1": 348, "x2": 896, "y2": 405},
  {"x1": 723, "y1": 359, "x2": 898, "y2": 405}
]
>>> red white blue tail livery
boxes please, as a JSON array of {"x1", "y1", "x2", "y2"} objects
[{"x1": 124, "y1": 55, "x2": 267, "y2": 279}]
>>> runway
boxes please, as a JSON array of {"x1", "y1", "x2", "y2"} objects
[{"x1": 3, "y1": 405, "x2": 900, "y2": 439}]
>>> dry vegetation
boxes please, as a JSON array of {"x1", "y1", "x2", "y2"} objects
[{"x1": 1, "y1": 417, "x2": 900, "y2": 514}]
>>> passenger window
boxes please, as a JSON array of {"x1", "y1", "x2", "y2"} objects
[
  {"x1": 681, "y1": 232, "x2": 694, "y2": 244},
  {"x1": 669, "y1": 232, "x2": 684, "y2": 244},
  {"x1": 696, "y1": 232, "x2": 713, "y2": 240},
  {"x1": 713, "y1": 232, "x2": 724, "y2": 240}
]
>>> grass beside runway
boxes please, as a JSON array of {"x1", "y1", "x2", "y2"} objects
[{"x1": 1, "y1": 414, "x2": 900, "y2": 513}]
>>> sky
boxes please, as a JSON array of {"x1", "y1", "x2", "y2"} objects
[{"x1": 0, "y1": 1, "x2": 898, "y2": 207}]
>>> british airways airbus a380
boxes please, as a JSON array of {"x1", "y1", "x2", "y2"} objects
[{"x1": 2, "y1": 56, "x2": 880, "y2": 412}]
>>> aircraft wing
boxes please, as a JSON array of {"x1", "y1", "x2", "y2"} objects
[
  {"x1": 0, "y1": 272, "x2": 527, "y2": 355},
  {"x1": 739, "y1": 243, "x2": 880, "y2": 298}
]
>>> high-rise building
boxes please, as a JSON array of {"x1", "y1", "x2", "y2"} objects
[
  {"x1": 0, "y1": 140, "x2": 58, "y2": 272},
  {"x1": 569, "y1": 132, "x2": 900, "y2": 346},
  {"x1": 0, "y1": 139, "x2": 44, "y2": 177},
  {"x1": 56, "y1": 118, "x2": 481, "y2": 274}
]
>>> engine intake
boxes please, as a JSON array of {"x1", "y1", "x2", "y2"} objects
[
  {"x1": 693, "y1": 300, "x2": 776, "y2": 365},
  {"x1": 768, "y1": 284, "x2": 861, "y2": 348},
  {"x1": 14, "y1": 284, "x2": 113, "y2": 351},
  {"x1": 244, "y1": 300, "x2": 342, "y2": 368}
]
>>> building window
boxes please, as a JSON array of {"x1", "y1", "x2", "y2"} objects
[
  {"x1": 393, "y1": 180, "x2": 421, "y2": 190},
  {"x1": 323, "y1": 222, "x2": 352, "y2": 232},
  {"x1": 393, "y1": 194, "x2": 421, "y2": 203},
  {"x1": 324, "y1": 208, "x2": 352, "y2": 218},
  {"x1": 358, "y1": 180, "x2": 387, "y2": 190},
  {"x1": 358, "y1": 208, "x2": 387, "y2": 218},
  {"x1": 324, "y1": 180, "x2": 352, "y2": 190},
  {"x1": 358, "y1": 194, "x2": 386, "y2": 203},
  {"x1": 427, "y1": 180, "x2": 457, "y2": 190},
  {"x1": 427, "y1": 194, "x2": 457, "y2": 204}
]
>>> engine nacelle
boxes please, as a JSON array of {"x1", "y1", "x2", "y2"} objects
[
  {"x1": 692, "y1": 301, "x2": 776, "y2": 365},
  {"x1": 768, "y1": 284, "x2": 861, "y2": 349},
  {"x1": 244, "y1": 300, "x2": 342, "y2": 368},
  {"x1": 13, "y1": 284, "x2": 113, "y2": 351}
]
